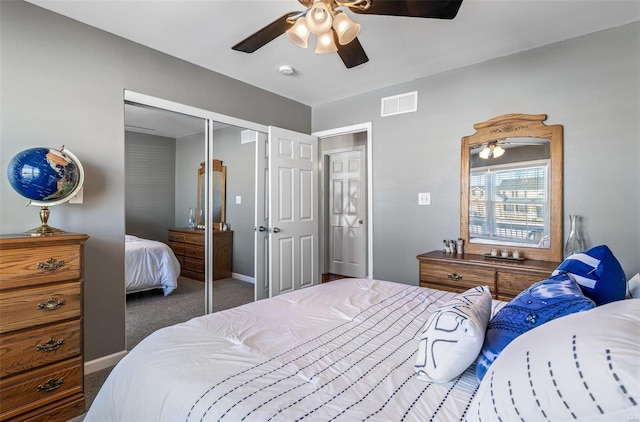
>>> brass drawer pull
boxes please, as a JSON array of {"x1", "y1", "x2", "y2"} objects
[
  {"x1": 37, "y1": 298, "x2": 66, "y2": 311},
  {"x1": 37, "y1": 258, "x2": 65, "y2": 271},
  {"x1": 37, "y1": 377, "x2": 64, "y2": 392},
  {"x1": 447, "y1": 272, "x2": 463, "y2": 281},
  {"x1": 37, "y1": 338, "x2": 65, "y2": 352}
]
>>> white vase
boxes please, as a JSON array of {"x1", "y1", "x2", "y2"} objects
[{"x1": 188, "y1": 208, "x2": 195, "y2": 229}]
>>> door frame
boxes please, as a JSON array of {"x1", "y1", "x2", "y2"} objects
[{"x1": 313, "y1": 122, "x2": 373, "y2": 279}]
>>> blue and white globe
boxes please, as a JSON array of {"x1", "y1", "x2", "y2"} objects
[{"x1": 7, "y1": 147, "x2": 84, "y2": 206}]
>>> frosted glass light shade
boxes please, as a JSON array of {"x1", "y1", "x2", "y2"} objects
[
  {"x1": 493, "y1": 145, "x2": 505, "y2": 158},
  {"x1": 306, "y1": 2, "x2": 333, "y2": 35},
  {"x1": 286, "y1": 19, "x2": 310, "y2": 48},
  {"x1": 333, "y1": 12, "x2": 360, "y2": 45},
  {"x1": 479, "y1": 146, "x2": 491, "y2": 159},
  {"x1": 315, "y1": 31, "x2": 338, "y2": 54}
]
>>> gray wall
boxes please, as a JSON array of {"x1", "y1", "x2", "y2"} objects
[
  {"x1": 213, "y1": 126, "x2": 258, "y2": 278},
  {"x1": 0, "y1": 1, "x2": 310, "y2": 361},
  {"x1": 175, "y1": 131, "x2": 206, "y2": 228},
  {"x1": 313, "y1": 22, "x2": 640, "y2": 283},
  {"x1": 124, "y1": 131, "x2": 176, "y2": 242}
]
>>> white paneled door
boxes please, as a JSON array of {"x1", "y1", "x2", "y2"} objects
[
  {"x1": 267, "y1": 127, "x2": 319, "y2": 297},
  {"x1": 329, "y1": 148, "x2": 366, "y2": 277}
]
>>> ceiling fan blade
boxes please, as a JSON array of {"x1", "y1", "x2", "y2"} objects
[
  {"x1": 232, "y1": 12, "x2": 299, "y2": 53},
  {"x1": 351, "y1": 0, "x2": 463, "y2": 20},
  {"x1": 336, "y1": 36, "x2": 369, "y2": 69}
]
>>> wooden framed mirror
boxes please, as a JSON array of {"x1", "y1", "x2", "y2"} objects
[
  {"x1": 197, "y1": 159, "x2": 226, "y2": 230},
  {"x1": 460, "y1": 114, "x2": 563, "y2": 262}
]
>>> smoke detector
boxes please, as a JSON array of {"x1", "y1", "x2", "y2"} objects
[{"x1": 278, "y1": 65, "x2": 295, "y2": 75}]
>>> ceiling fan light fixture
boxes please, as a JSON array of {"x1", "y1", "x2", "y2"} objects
[
  {"x1": 479, "y1": 142, "x2": 506, "y2": 159},
  {"x1": 479, "y1": 145, "x2": 491, "y2": 159},
  {"x1": 333, "y1": 12, "x2": 360, "y2": 45},
  {"x1": 286, "y1": 18, "x2": 310, "y2": 48},
  {"x1": 306, "y1": 2, "x2": 333, "y2": 35},
  {"x1": 315, "y1": 30, "x2": 338, "y2": 54}
]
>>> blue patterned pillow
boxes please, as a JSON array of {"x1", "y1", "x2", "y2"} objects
[
  {"x1": 475, "y1": 274, "x2": 595, "y2": 381},
  {"x1": 553, "y1": 245, "x2": 626, "y2": 306}
]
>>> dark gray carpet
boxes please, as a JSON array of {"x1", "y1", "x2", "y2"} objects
[{"x1": 68, "y1": 277, "x2": 254, "y2": 421}]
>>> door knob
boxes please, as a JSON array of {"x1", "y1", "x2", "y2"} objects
[
  {"x1": 272, "y1": 227, "x2": 281, "y2": 233},
  {"x1": 359, "y1": 219, "x2": 364, "y2": 224},
  {"x1": 256, "y1": 226, "x2": 267, "y2": 232}
]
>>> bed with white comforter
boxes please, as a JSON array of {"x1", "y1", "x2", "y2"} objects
[
  {"x1": 87, "y1": 277, "x2": 639, "y2": 421},
  {"x1": 125, "y1": 234, "x2": 180, "y2": 296}
]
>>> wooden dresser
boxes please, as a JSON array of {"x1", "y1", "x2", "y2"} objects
[
  {"x1": 167, "y1": 228, "x2": 233, "y2": 282},
  {"x1": 0, "y1": 233, "x2": 89, "y2": 422},
  {"x1": 417, "y1": 250, "x2": 559, "y2": 301}
]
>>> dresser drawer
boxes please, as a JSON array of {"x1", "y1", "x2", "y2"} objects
[
  {"x1": 168, "y1": 241, "x2": 185, "y2": 256},
  {"x1": 167, "y1": 231, "x2": 185, "y2": 243},
  {"x1": 183, "y1": 244, "x2": 204, "y2": 260},
  {"x1": 0, "y1": 282, "x2": 81, "y2": 334},
  {"x1": 0, "y1": 357, "x2": 82, "y2": 420},
  {"x1": 0, "y1": 244, "x2": 81, "y2": 289},
  {"x1": 183, "y1": 233, "x2": 204, "y2": 246},
  {"x1": 497, "y1": 270, "x2": 549, "y2": 300},
  {"x1": 183, "y1": 257, "x2": 205, "y2": 273},
  {"x1": 0, "y1": 320, "x2": 81, "y2": 378},
  {"x1": 420, "y1": 261, "x2": 495, "y2": 291}
]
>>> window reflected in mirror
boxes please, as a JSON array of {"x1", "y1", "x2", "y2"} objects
[{"x1": 470, "y1": 153, "x2": 550, "y2": 248}]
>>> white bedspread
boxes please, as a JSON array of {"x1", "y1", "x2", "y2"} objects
[
  {"x1": 125, "y1": 235, "x2": 180, "y2": 296},
  {"x1": 86, "y1": 278, "x2": 482, "y2": 421}
]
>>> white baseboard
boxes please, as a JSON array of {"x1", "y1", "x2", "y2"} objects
[
  {"x1": 232, "y1": 273, "x2": 255, "y2": 284},
  {"x1": 84, "y1": 350, "x2": 127, "y2": 375}
]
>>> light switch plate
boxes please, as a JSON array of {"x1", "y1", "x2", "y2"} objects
[
  {"x1": 236, "y1": 195, "x2": 242, "y2": 204},
  {"x1": 418, "y1": 192, "x2": 430, "y2": 205}
]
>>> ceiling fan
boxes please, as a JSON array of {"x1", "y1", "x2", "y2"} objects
[
  {"x1": 473, "y1": 138, "x2": 550, "y2": 159},
  {"x1": 231, "y1": 0, "x2": 464, "y2": 69}
]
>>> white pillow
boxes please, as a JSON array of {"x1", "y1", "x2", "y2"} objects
[
  {"x1": 627, "y1": 273, "x2": 640, "y2": 298},
  {"x1": 415, "y1": 285, "x2": 492, "y2": 383},
  {"x1": 467, "y1": 298, "x2": 640, "y2": 422}
]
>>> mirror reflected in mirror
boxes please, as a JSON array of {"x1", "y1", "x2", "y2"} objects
[
  {"x1": 197, "y1": 159, "x2": 226, "y2": 231},
  {"x1": 461, "y1": 114, "x2": 563, "y2": 262}
]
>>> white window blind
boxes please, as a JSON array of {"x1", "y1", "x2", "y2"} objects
[{"x1": 470, "y1": 161, "x2": 549, "y2": 245}]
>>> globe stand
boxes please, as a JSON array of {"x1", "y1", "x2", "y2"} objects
[{"x1": 24, "y1": 206, "x2": 66, "y2": 236}]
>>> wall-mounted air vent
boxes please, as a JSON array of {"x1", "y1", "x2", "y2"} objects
[
  {"x1": 381, "y1": 91, "x2": 418, "y2": 117},
  {"x1": 241, "y1": 130, "x2": 257, "y2": 144}
]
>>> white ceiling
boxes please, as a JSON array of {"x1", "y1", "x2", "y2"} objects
[{"x1": 28, "y1": 0, "x2": 640, "y2": 108}]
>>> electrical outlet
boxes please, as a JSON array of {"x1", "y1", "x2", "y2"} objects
[
  {"x1": 68, "y1": 187, "x2": 84, "y2": 204},
  {"x1": 418, "y1": 192, "x2": 430, "y2": 205}
]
